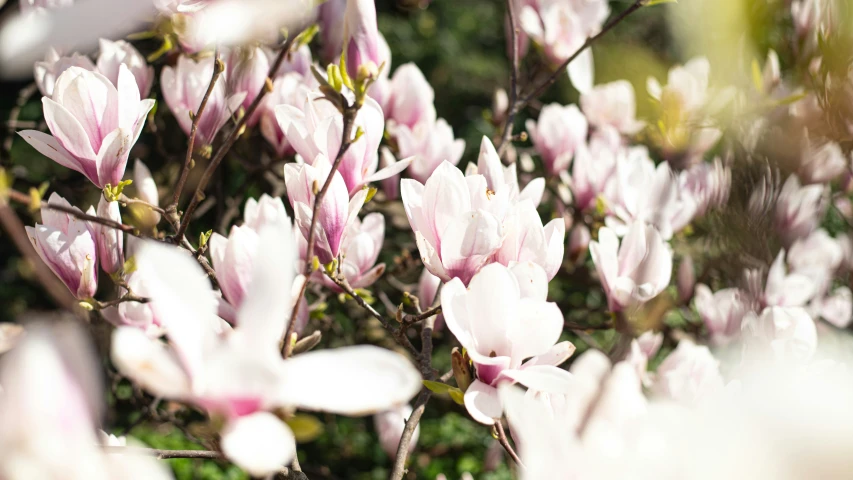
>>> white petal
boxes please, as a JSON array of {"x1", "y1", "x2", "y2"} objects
[
  {"x1": 463, "y1": 380, "x2": 502, "y2": 425},
  {"x1": 110, "y1": 327, "x2": 191, "y2": 399},
  {"x1": 220, "y1": 412, "x2": 296, "y2": 477}
]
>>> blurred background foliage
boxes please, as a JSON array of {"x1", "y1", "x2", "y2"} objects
[{"x1": 0, "y1": 0, "x2": 811, "y2": 477}]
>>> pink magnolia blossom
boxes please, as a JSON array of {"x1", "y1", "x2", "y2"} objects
[
  {"x1": 266, "y1": 44, "x2": 313, "y2": 79},
  {"x1": 680, "y1": 157, "x2": 731, "y2": 218},
  {"x1": 226, "y1": 46, "x2": 269, "y2": 125},
  {"x1": 694, "y1": 284, "x2": 752, "y2": 346},
  {"x1": 318, "y1": 213, "x2": 385, "y2": 291},
  {"x1": 518, "y1": 0, "x2": 609, "y2": 93},
  {"x1": 284, "y1": 156, "x2": 367, "y2": 265},
  {"x1": 493, "y1": 200, "x2": 565, "y2": 280},
  {"x1": 395, "y1": 117, "x2": 465, "y2": 183},
  {"x1": 25, "y1": 193, "x2": 98, "y2": 299},
  {"x1": 19, "y1": 66, "x2": 154, "y2": 189},
  {"x1": 92, "y1": 196, "x2": 123, "y2": 276},
  {"x1": 652, "y1": 339, "x2": 724, "y2": 405},
  {"x1": 343, "y1": 0, "x2": 386, "y2": 80},
  {"x1": 568, "y1": 127, "x2": 620, "y2": 211},
  {"x1": 374, "y1": 405, "x2": 419, "y2": 459},
  {"x1": 764, "y1": 250, "x2": 816, "y2": 308},
  {"x1": 102, "y1": 267, "x2": 166, "y2": 338},
  {"x1": 161, "y1": 55, "x2": 246, "y2": 146},
  {"x1": 580, "y1": 80, "x2": 644, "y2": 135},
  {"x1": 604, "y1": 148, "x2": 697, "y2": 240},
  {"x1": 385, "y1": 63, "x2": 436, "y2": 129},
  {"x1": 742, "y1": 306, "x2": 818, "y2": 364},
  {"x1": 112, "y1": 223, "x2": 421, "y2": 476},
  {"x1": 467, "y1": 137, "x2": 545, "y2": 210},
  {"x1": 525, "y1": 103, "x2": 588, "y2": 176},
  {"x1": 33, "y1": 47, "x2": 95, "y2": 97},
  {"x1": 277, "y1": 93, "x2": 408, "y2": 194},
  {"x1": 96, "y1": 38, "x2": 154, "y2": 98},
  {"x1": 0, "y1": 324, "x2": 173, "y2": 480},
  {"x1": 589, "y1": 222, "x2": 672, "y2": 311},
  {"x1": 797, "y1": 134, "x2": 848, "y2": 184},
  {"x1": 258, "y1": 72, "x2": 313, "y2": 157},
  {"x1": 441, "y1": 262, "x2": 574, "y2": 425},
  {"x1": 318, "y1": 0, "x2": 347, "y2": 63},
  {"x1": 773, "y1": 175, "x2": 827, "y2": 246},
  {"x1": 400, "y1": 161, "x2": 504, "y2": 284},
  {"x1": 418, "y1": 267, "x2": 441, "y2": 308},
  {"x1": 130, "y1": 159, "x2": 161, "y2": 230}
]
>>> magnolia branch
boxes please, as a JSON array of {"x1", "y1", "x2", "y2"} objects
[
  {"x1": 169, "y1": 48, "x2": 224, "y2": 211},
  {"x1": 102, "y1": 446, "x2": 221, "y2": 459},
  {"x1": 175, "y1": 33, "x2": 300, "y2": 241},
  {"x1": 496, "y1": 0, "x2": 521, "y2": 157},
  {"x1": 495, "y1": 420, "x2": 524, "y2": 467}
]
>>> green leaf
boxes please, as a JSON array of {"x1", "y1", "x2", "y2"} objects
[
  {"x1": 422, "y1": 380, "x2": 453, "y2": 394},
  {"x1": 448, "y1": 387, "x2": 465, "y2": 405},
  {"x1": 286, "y1": 413, "x2": 324, "y2": 443},
  {"x1": 644, "y1": 0, "x2": 677, "y2": 5}
]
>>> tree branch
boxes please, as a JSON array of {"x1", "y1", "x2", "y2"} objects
[
  {"x1": 495, "y1": 419, "x2": 524, "y2": 467},
  {"x1": 496, "y1": 0, "x2": 521, "y2": 158},
  {"x1": 170, "y1": 48, "x2": 224, "y2": 210},
  {"x1": 102, "y1": 446, "x2": 221, "y2": 459}
]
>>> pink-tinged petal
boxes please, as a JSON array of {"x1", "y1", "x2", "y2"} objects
[
  {"x1": 415, "y1": 231, "x2": 449, "y2": 281},
  {"x1": 42, "y1": 97, "x2": 97, "y2": 160},
  {"x1": 509, "y1": 261, "x2": 549, "y2": 301},
  {"x1": 17, "y1": 130, "x2": 82, "y2": 174},
  {"x1": 363, "y1": 155, "x2": 413, "y2": 184},
  {"x1": 618, "y1": 221, "x2": 649, "y2": 276},
  {"x1": 440, "y1": 277, "x2": 474, "y2": 350},
  {"x1": 476, "y1": 136, "x2": 505, "y2": 190},
  {"x1": 220, "y1": 226, "x2": 259, "y2": 307},
  {"x1": 423, "y1": 161, "x2": 472, "y2": 241},
  {"x1": 463, "y1": 380, "x2": 502, "y2": 425},
  {"x1": 220, "y1": 413, "x2": 296, "y2": 477},
  {"x1": 439, "y1": 210, "x2": 503, "y2": 284},
  {"x1": 510, "y1": 298, "x2": 564, "y2": 361},
  {"x1": 519, "y1": 177, "x2": 545, "y2": 207},
  {"x1": 96, "y1": 128, "x2": 131, "y2": 188},
  {"x1": 278, "y1": 345, "x2": 421, "y2": 416},
  {"x1": 542, "y1": 219, "x2": 566, "y2": 280},
  {"x1": 116, "y1": 63, "x2": 141, "y2": 130},
  {"x1": 589, "y1": 228, "x2": 617, "y2": 298},
  {"x1": 94, "y1": 197, "x2": 123, "y2": 275},
  {"x1": 110, "y1": 327, "x2": 191, "y2": 399},
  {"x1": 522, "y1": 341, "x2": 576, "y2": 369},
  {"x1": 130, "y1": 99, "x2": 156, "y2": 145},
  {"x1": 464, "y1": 263, "x2": 520, "y2": 357},
  {"x1": 350, "y1": 264, "x2": 386, "y2": 289},
  {"x1": 497, "y1": 365, "x2": 574, "y2": 393},
  {"x1": 236, "y1": 220, "x2": 296, "y2": 350}
]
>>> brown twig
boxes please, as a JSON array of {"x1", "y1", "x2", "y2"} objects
[
  {"x1": 495, "y1": 419, "x2": 524, "y2": 467},
  {"x1": 101, "y1": 446, "x2": 221, "y2": 459},
  {"x1": 119, "y1": 194, "x2": 166, "y2": 215},
  {"x1": 169, "y1": 48, "x2": 224, "y2": 210},
  {"x1": 176, "y1": 35, "x2": 299, "y2": 242},
  {"x1": 46, "y1": 201, "x2": 137, "y2": 233},
  {"x1": 2, "y1": 83, "x2": 39, "y2": 161},
  {"x1": 517, "y1": 0, "x2": 645, "y2": 109},
  {"x1": 95, "y1": 294, "x2": 149, "y2": 309},
  {"x1": 496, "y1": 0, "x2": 521, "y2": 158}
]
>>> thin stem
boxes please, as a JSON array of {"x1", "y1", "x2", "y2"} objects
[
  {"x1": 497, "y1": 0, "x2": 521, "y2": 158},
  {"x1": 101, "y1": 446, "x2": 221, "y2": 459},
  {"x1": 119, "y1": 194, "x2": 166, "y2": 215},
  {"x1": 44, "y1": 202, "x2": 136, "y2": 233},
  {"x1": 517, "y1": 0, "x2": 645, "y2": 108},
  {"x1": 176, "y1": 35, "x2": 299, "y2": 241},
  {"x1": 495, "y1": 420, "x2": 524, "y2": 467},
  {"x1": 283, "y1": 103, "x2": 359, "y2": 358},
  {"x1": 170, "y1": 48, "x2": 224, "y2": 209},
  {"x1": 95, "y1": 294, "x2": 149, "y2": 309}
]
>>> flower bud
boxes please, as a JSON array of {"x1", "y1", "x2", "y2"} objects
[
  {"x1": 33, "y1": 48, "x2": 95, "y2": 97},
  {"x1": 96, "y1": 39, "x2": 154, "y2": 98},
  {"x1": 226, "y1": 46, "x2": 270, "y2": 125},
  {"x1": 93, "y1": 197, "x2": 124, "y2": 275},
  {"x1": 568, "y1": 224, "x2": 591, "y2": 263},
  {"x1": 343, "y1": 0, "x2": 386, "y2": 80},
  {"x1": 677, "y1": 255, "x2": 695, "y2": 304},
  {"x1": 451, "y1": 347, "x2": 472, "y2": 392},
  {"x1": 131, "y1": 160, "x2": 161, "y2": 230},
  {"x1": 373, "y1": 405, "x2": 419, "y2": 459}
]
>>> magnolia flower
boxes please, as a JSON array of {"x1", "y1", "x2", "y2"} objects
[
  {"x1": 775, "y1": 175, "x2": 827, "y2": 247},
  {"x1": 0, "y1": 324, "x2": 173, "y2": 480},
  {"x1": 266, "y1": 44, "x2": 313, "y2": 79},
  {"x1": 493, "y1": 200, "x2": 565, "y2": 280},
  {"x1": 130, "y1": 159, "x2": 161, "y2": 230},
  {"x1": 102, "y1": 268, "x2": 166, "y2": 337},
  {"x1": 112, "y1": 223, "x2": 421, "y2": 476},
  {"x1": 694, "y1": 285, "x2": 752, "y2": 346},
  {"x1": 400, "y1": 161, "x2": 504, "y2": 284},
  {"x1": 284, "y1": 156, "x2": 367, "y2": 265},
  {"x1": 318, "y1": 213, "x2": 385, "y2": 291},
  {"x1": 680, "y1": 157, "x2": 731, "y2": 218},
  {"x1": 742, "y1": 306, "x2": 818, "y2": 364},
  {"x1": 442, "y1": 263, "x2": 574, "y2": 425},
  {"x1": 788, "y1": 229, "x2": 842, "y2": 296},
  {"x1": 652, "y1": 340, "x2": 724, "y2": 405},
  {"x1": 343, "y1": 0, "x2": 386, "y2": 79},
  {"x1": 258, "y1": 73, "x2": 313, "y2": 157},
  {"x1": 96, "y1": 38, "x2": 153, "y2": 98},
  {"x1": 161, "y1": 55, "x2": 246, "y2": 146},
  {"x1": 764, "y1": 250, "x2": 816, "y2": 308},
  {"x1": 226, "y1": 46, "x2": 270, "y2": 124},
  {"x1": 519, "y1": 0, "x2": 609, "y2": 92},
  {"x1": 569, "y1": 127, "x2": 620, "y2": 211},
  {"x1": 385, "y1": 63, "x2": 436, "y2": 129},
  {"x1": 580, "y1": 80, "x2": 644, "y2": 135},
  {"x1": 797, "y1": 135, "x2": 847, "y2": 185},
  {"x1": 525, "y1": 103, "x2": 588, "y2": 176},
  {"x1": 374, "y1": 405, "x2": 419, "y2": 459},
  {"x1": 33, "y1": 47, "x2": 95, "y2": 97},
  {"x1": 277, "y1": 93, "x2": 408, "y2": 195},
  {"x1": 605, "y1": 148, "x2": 696, "y2": 240},
  {"x1": 589, "y1": 222, "x2": 672, "y2": 311},
  {"x1": 395, "y1": 117, "x2": 465, "y2": 183},
  {"x1": 26, "y1": 193, "x2": 97, "y2": 299},
  {"x1": 93, "y1": 196, "x2": 123, "y2": 276},
  {"x1": 210, "y1": 194, "x2": 291, "y2": 309},
  {"x1": 813, "y1": 287, "x2": 853, "y2": 328},
  {"x1": 467, "y1": 137, "x2": 545, "y2": 210},
  {"x1": 19, "y1": 66, "x2": 154, "y2": 189},
  {"x1": 418, "y1": 267, "x2": 441, "y2": 308},
  {"x1": 318, "y1": 0, "x2": 346, "y2": 63}
]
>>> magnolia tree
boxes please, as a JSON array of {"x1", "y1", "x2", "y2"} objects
[{"x1": 1, "y1": 0, "x2": 853, "y2": 478}]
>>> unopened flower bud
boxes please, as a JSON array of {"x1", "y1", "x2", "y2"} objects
[
  {"x1": 451, "y1": 347, "x2": 472, "y2": 392},
  {"x1": 678, "y1": 255, "x2": 695, "y2": 304},
  {"x1": 568, "y1": 224, "x2": 591, "y2": 263}
]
